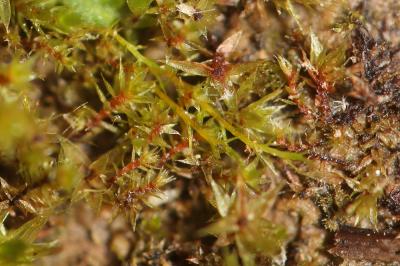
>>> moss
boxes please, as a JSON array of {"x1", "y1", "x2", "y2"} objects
[{"x1": 0, "y1": 0, "x2": 400, "y2": 265}]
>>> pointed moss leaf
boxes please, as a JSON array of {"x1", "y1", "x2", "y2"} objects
[
  {"x1": 310, "y1": 32, "x2": 323, "y2": 65},
  {"x1": 128, "y1": 209, "x2": 138, "y2": 231},
  {"x1": 176, "y1": 158, "x2": 196, "y2": 166},
  {"x1": 0, "y1": 0, "x2": 10, "y2": 31},
  {"x1": 177, "y1": 3, "x2": 197, "y2": 17},
  {"x1": 95, "y1": 84, "x2": 107, "y2": 104},
  {"x1": 210, "y1": 178, "x2": 235, "y2": 217},
  {"x1": 160, "y1": 124, "x2": 180, "y2": 135},
  {"x1": 15, "y1": 200, "x2": 36, "y2": 215},
  {"x1": 0, "y1": 177, "x2": 15, "y2": 200},
  {"x1": 235, "y1": 236, "x2": 256, "y2": 266},
  {"x1": 119, "y1": 59, "x2": 125, "y2": 92},
  {"x1": 276, "y1": 55, "x2": 293, "y2": 77},
  {"x1": 102, "y1": 75, "x2": 116, "y2": 97},
  {"x1": 242, "y1": 159, "x2": 261, "y2": 188},
  {"x1": 166, "y1": 60, "x2": 209, "y2": 76},
  {"x1": 259, "y1": 145, "x2": 305, "y2": 161},
  {"x1": 216, "y1": 31, "x2": 242, "y2": 57},
  {"x1": 127, "y1": 0, "x2": 153, "y2": 17},
  {"x1": 0, "y1": 207, "x2": 7, "y2": 224},
  {"x1": 56, "y1": 138, "x2": 88, "y2": 192},
  {"x1": 0, "y1": 208, "x2": 8, "y2": 236},
  {"x1": 275, "y1": 0, "x2": 302, "y2": 29},
  {"x1": 9, "y1": 216, "x2": 47, "y2": 243},
  {"x1": 346, "y1": 193, "x2": 379, "y2": 227},
  {"x1": 0, "y1": 200, "x2": 8, "y2": 212},
  {"x1": 198, "y1": 215, "x2": 238, "y2": 236}
]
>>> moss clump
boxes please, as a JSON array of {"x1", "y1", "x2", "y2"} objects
[{"x1": 1, "y1": 0, "x2": 400, "y2": 265}]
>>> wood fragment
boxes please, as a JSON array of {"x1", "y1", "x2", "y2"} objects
[{"x1": 330, "y1": 226, "x2": 400, "y2": 262}]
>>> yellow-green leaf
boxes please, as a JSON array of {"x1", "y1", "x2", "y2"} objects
[
  {"x1": 210, "y1": 178, "x2": 235, "y2": 217},
  {"x1": 127, "y1": 0, "x2": 153, "y2": 17},
  {"x1": 166, "y1": 60, "x2": 209, "y2": 76},
  {"x1": 310, "y1": 32, "x2": 323, "y2": 65},
  {"x1": 0, "y1": 0, "x2": 10, "y2": 31},
  {"x1": 276, "y1": 55, "x2": 293, "y2": 77}
]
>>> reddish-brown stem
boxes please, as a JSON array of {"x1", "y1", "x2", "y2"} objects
[
  {"x1": 306, "y1": 67, "x2": 332, "y2": 116},
  {"x1": 158, "y1": 140, "x2": 189, "y2": 167},
  {"x1": 147, "y1": 123, "x2": 162, "y2": 143},
  {"x1": 81, "y1": 91, "x2": 128, "y2": 135},
  {"x1": 108, "y1": 158, "x2": 141, "y2": 186},
  {"x1": 121, "y1": 180, "x2": 160, "y2": 206},
  {"x1": 107, "y1": 139, "x2": 188, "y2": 187},
  {"x1": 69, "y1": 92, "x2": 128, "y2": 139},
  {"x1": 286, "y1": 70, "x2": 313, "y2": 117}
]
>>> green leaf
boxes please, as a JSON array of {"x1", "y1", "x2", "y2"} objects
[
  {"x1": 235, "y1": 236, "x2": 256, "y2": 266},
  {"x1": 0, "y1": 211, "x2": 8, "y2": 236},
  {"x1": 166, "y1": 60, "x2": 209, "y2": 76},
  {"x1": 160, "y1": 124, "x2": 180, "y2": 135},
  {"x1": 198, "y1": 215, "x2": 238, "y2": 237},
  {"x1": 127, "y1": 0, "x2": 153, "y2": 17},
  {"x1": 241, "y1": 158, "x2": 261, "y2": 188},
  {"x1": 310, "y1": 32, "x2": 323, "y2": 65},
  {"x1": 216, "y1": 31, "x2": 242, "y2": 57},
  {"x1": 346, "y1": 193, "x2": 379, "y2": 227},
  {"x1": 223, "y1": 250, "x2": 240, "y2": 266},
  {"x1": 0, "y1": 0, "x2": 10, "y2": 31},
  {"x1": 276, "y1": 55, "x2": 293, "y2": 77},
  {"x1": 259, "y1": 145, "x2": 305, "y2": 161},
  {"x1": 8, "y1": 215, "x2": 48, "y2": 243},
  {"x1": 57, "y1": 0, "x2": 124, "y2": 30},
  {"x1": 56, "y1": 138, "x2": 87, "y2": 192},
  {"x1": 0, "y1": 214, "x2": 56, "y2": 266},
  {"x1": 0, "y1": 239, "x2": 29, "y2": 264},
  {"x1": 210, "y1": 178, "x2": 235, "y2": 217},
  {"x1": 95, "y1": 84, "x2": 107, "y2": 104}
]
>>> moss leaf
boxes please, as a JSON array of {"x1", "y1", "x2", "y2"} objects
[
  {"x1": 166, "y1": 60, "x2": 209, "y2": 76},
  {"x1": 127, "y1": 0, "x2": 153, "y2": 17},
  {"x1": 310, "y1": 32, "x2": 323, "y2": 65},
  {"x1": 0, "y1": 0, "x2": 10, "y2": 31},
  {"x1": 210, "y1": 178, "x2": 235, "y2": 217}
]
